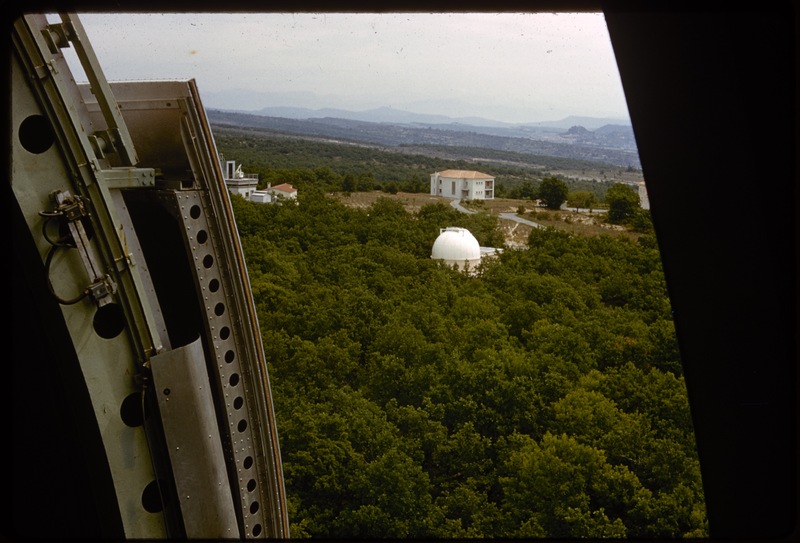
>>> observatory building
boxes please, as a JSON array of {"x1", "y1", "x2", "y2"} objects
[
  {"x1": 221, "y1": 156, "x2": 259, "y2": 200},
  {"x1": 431, "y1": 227, "x2": 500, "y2": 272}
]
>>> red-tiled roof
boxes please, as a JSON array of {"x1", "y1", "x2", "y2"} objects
[
  {"x1": 436, "y1": 169, "x2": 494, "y2": 179},
  {"x1": 271, "y1": 183, "x2": 297, "y2": 193}
]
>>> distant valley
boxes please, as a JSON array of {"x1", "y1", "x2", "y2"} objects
[{"x1": 207, "y1": 107, "x2": 641, "y2": 169}]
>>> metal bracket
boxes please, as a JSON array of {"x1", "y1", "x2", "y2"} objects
[
  {"x1": 98, "y1": 167, "x2": 157, "y2": 189},
  {"x1": 42, "y1": 23, "x2": 71, "y2": 54},
  {"x1": 45, "y1": 190, "x2": 117, "y2": 307},
  {"x1": 57, "y1": 14, "x2": 140, "y2": 166}
]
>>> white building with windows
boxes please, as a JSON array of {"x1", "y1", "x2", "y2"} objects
[
  {"x1": 220, "y1": 156, "x2": 259, "y2": 201},
  {"x1": 268, "y1": 183, "x2": 297, "y2": 201},
  {"x1": 219, "y1": 155, "x2": 298, "y2": 205},
  {"x1": 247, "y1": 183, "x2": 298, "y2": 205},
  {"x1": 431, "y1": 169, "x2": 495, "y2": 200}
]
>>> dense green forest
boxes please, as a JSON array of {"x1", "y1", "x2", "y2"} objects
[
  {"x1": 213, "y1": 126, "x2": 619, "y2": 201},
  {"x1": 231, "y1": 188, "x2": 708, "y2": 539}
]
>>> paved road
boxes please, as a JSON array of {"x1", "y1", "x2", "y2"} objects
[
  {"x1": 451, "y1": 199, "x2": 544, "y2": 229},
  {"x1": 451, "y1": 199, "x2": 607, "y2": 229},
  {"x1": 499, "y1": 213, "x2": 544, "y2": 229},
  {"x1": 449, "y1": 199, "x2": 475, "y2": 214}
]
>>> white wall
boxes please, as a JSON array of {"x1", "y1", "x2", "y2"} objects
[{"x1": 430, "y1": 172, "x2": 494, "y2": 200}]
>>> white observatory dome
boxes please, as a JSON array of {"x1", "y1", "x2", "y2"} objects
[{"x1": 431, "y1": 227, "x2": 482, "y2": 270}]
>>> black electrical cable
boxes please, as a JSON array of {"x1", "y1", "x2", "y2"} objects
[
  {"x1": 40, "y1": 214, "x2": 74, "y2": 248},
  {"x1": 39, "y1": 208, "x2": 90, "y2": 305},
  {"x1": 44, "y1": 243, "x2": 89, "y2": 305}
]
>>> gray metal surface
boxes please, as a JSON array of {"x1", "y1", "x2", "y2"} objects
[
  {"x1": 80, "y1": 79, "x2": 289, "y2": 538},
  {"x1": 150, "y1": 338, "x2": 239, "y2": 538},
  {"x1": 11, "y1": 13, "x2": 289, "y2": 539},
  {"x1": 11, "y1": 14, "x2": 167, "y2": 538}
]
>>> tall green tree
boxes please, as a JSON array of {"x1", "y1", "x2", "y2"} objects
[
  {"x1": 538, "y1": 176, "x2": 569, "y2": 210},
  {"x1": 499, "y1": 432, "x2": 637, "y2": 538},
  {"x1": 605, "y1": 182, "x2": 640, "y2": 223},
  {"x1": 567, "y1": 190, "x2": 596, "y2": 212},
  {"x1": 630, "y1": 208, "x2": 654, "y2": 233}
]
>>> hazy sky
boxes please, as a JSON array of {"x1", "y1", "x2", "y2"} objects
[{"x1": 58, "y1": 12, "x2": 630, "y2": 124}]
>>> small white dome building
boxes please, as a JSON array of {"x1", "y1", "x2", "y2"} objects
[{"x1": 431, "y1": 227, "x2": 482, "y2": 271}]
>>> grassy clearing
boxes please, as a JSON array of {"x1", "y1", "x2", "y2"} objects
[{"x1": 332, "y1": 191, "x2": 640, "y2": 246}]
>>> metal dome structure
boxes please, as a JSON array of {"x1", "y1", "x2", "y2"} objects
[{"x1": 431, "y1": 227, "x2": 482, "y2": 271}]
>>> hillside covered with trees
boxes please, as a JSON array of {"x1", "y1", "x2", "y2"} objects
[
  {"x1": 231, "y1": 188, "x2": 708, "y2": 539},
  {"x1": 208, "y1": 110, "x2": 641, "y2": 169},
  {"x1": 212, "y1": 126, "x2": 628, "y2": 202}
]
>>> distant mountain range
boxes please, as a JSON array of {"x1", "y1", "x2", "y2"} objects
[
  {"x1": 207, "y1": 108, "x2": 641, "y2": 169},
  {"x1": 199, "y1": 89, "x2": 631, "y2": 130},
  {"x1": 214, "y1": 104, "x2": 630, "y2": 132},
  {"x1": 248, "y1": 106, "x2": 631, "y2": 131}
]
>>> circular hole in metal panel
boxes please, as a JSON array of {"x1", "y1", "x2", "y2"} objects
[
  {"x1": 120, "y1": 392, "x2": 145, "y2": 427},
  {"x1": 93, "y1": 303, "x2": 125, "y2": 339},
  {"x1": 19, "y1": 114, "x2": 55, "y2": 154},
  {"x1": 141, "y1": 480, "x2": 165, "y2": 513},
  {"x1": 190, "y1": 205, "x2": 201, "y2": 219}
]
